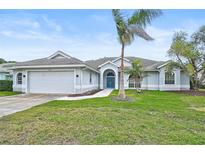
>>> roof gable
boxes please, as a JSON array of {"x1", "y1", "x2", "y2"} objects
[
  {"x1": 12, "y1": 51, "x2": 99, "y2": 73},
  {"x1": 156, "y1": 60, "x2": 171, "y2": 69},
  {"x1": 47, "y1": 51, "x2": 71, "y2": 59},
  {"x1": 98, "y1": 61, "x2": 119, "y2": 68},
  {"x1": 13, "y1": 51, "x2": 85, "y2": 67},
  {"x1": 85, "y1": 56, "x2": 159, "y2": 70},
  {"x1": 112, "y1": 57, "x2": 132, "y2": 67},
  {"x1": 112, "y1": 57, "x2": 130, "y2": 63}
]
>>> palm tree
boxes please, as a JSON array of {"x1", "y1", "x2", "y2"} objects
[
  {"x1": 112, "y1": 9, "x2": 162, "y2": 99},
  {"x1": 127, "y1": 59, "x2": 144, "y2": 92}
]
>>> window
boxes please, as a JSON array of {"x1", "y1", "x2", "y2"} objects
[
  {"x1": 17, "y1": 73, "x2": 22, "y2": 84},
  {"x1": 107, "y1": 72, "x2": 115, "y2": 76},
  {"x1": 89, "y1": 72, "x2": 92, "y2": 84},
  {"x1": 128, "y1": 75, "x2": 141, "y2": 88},
  {"x1": 165, "y1": 72, "x2": 175, "y2": 84}
]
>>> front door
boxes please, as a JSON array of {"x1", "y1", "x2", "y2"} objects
[{"x1": 107, "y1": 77, "x2": 115, "y2": 88}]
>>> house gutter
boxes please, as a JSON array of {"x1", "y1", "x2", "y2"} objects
[{"x1": 10, "y1": 64, "x2": 100, "y2": 73}]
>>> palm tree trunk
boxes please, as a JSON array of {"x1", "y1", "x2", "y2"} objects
[
  {"x1": 118, "y1": 43, "x2": 126, "y2": 99},
  {"x1": 135, "y1": 77, "x2": 138, "y2": 91}
]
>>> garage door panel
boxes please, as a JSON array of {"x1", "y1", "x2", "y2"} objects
[{"x1": 29, "y1": 71, "x2": 74, "y2": 94}]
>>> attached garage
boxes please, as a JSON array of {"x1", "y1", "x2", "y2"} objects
[{"x1": 28, "y1": 71, "x2": 74, "y2": 94}]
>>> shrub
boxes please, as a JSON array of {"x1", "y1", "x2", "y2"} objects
[
  {"x1": 0, "y1": 80, "x2": 13, "y2": 91},
  {"x1": 199, "y1": 84, "x2": 205, "y2": 89}
]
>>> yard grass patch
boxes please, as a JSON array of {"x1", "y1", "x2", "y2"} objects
[
  {"x1": 0, "y1": 91, "x2": 20, "y2": 97},
  {"x1": 0, "y1": 90, "x2": 205, "y2": 144}
]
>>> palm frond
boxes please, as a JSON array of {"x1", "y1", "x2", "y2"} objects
[
  {"x1": 112, "y1": 9, "x2": 127, "y2": 43},
  {"x1": 121, "y1": 30, "x2": 134, "y2": 45},
  {"x1": 127, "y1": 59, "x2": 144, "y2": 79},
  {"x1": 112, "y1": 9, "x2": 161, "y2": 45},
  {"x1": 128, "y1": 25, "x2": 153, "y2": 41},
  {"x1": 128, "y1": 9, "x2": 162, "y2": 27}
]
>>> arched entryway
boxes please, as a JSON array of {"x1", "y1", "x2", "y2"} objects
[{"x1": 103, "y1": 69, "x2": 115, "y2": 88}]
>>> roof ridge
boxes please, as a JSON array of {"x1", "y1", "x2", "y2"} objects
[{"x1": 85, "y1": 56, "x2": 160, "y2": 63}]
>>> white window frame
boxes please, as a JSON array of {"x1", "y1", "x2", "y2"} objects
[
  {"x1": 128, "y1": 75, "x2": 141, "y2": 88},
  {"x1": 17, "y1": 72, "x2": 23, "y2": 85},
  {"x1": 165, "y1": 72, "x2": 175, "y2": 84},
  {"x1": 89, "y1": 72, "x2": 92, "y2": 84}
]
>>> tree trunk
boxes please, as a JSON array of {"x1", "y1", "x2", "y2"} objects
[
  {"x1": 193, "y1": 82, "x2": 199, "y2": 91},
  {"x1": 191, "y1": 74, "x2": 199, "y2": 91},
  {"x1": 135, "y1": 77, "x2": 138, "y2": 91},
  {"x1": 118, "y1": 43, "x2": 126, "y2": 99}
]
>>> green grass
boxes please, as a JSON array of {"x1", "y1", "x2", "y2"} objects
[
  {"x1": 0, "y1": 91, "x2": 20, "y2": 97},
  {"x1": 0, "y1": 90, "x2": 205, "y2": 144}
]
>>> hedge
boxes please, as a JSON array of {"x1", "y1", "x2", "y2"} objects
[
  {"x1": 199, "y1": 84, "x2": 205, "y2": 89},
  {"x1": 0, "y1": 80, "x2": 13, "y2": 91}
]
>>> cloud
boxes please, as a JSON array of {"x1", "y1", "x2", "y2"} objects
[
  {"x1": 1, "y1": 11, "x2": 205, "y2": 63},
  {"x1": 14, "y1": 19, "x2": 40, "y2": 29},
  {"x1": 0, "y1": 14, "x2": 65, "y2": 42},
  {"x1": 180, "y1": 19, "x2": 202, "y2": 34},
  {"x1": 126, "y1": 21, "x2": 202, "y2": 61},
  {"x1": 147, "y1": 26, "x2": 173, "y2": 39},
  {"x1": 94, "y1": 32, "x2": 118, "y2": 45},
  {"x1": 42, "y1": 16, "x2": 62, "y2": 32},
  {"x1": 91, "y1": 14, "x2": 108, "y2": 22},
  {"x1": 0, "y1": 16, "x2": 41, "y2": 29},
  {"x1": 0, "y1": 13, "x2": 63, "y2": 42},
  {"x1": 0, "y1": 29, "x2": 49, "y2": 40}
]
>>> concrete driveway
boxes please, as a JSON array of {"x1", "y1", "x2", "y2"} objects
[{"x1": 0, "y1": 94, "x2": 60, "y2": 117}]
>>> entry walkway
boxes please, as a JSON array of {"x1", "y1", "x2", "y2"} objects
[{"x1": 56, "y1": 89, "x2": 113, "y2": 100}]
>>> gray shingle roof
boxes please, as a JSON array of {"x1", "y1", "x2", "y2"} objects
[
  {"x1": 144, "y1": 61, "x2": 168, "y2": 71},
  {"x1": 85, "y1": 56, "x2": 166, "y2": 71},
  {"x1": 13, "y1": 51, "x2": 167, "y2": 71},
  {"x1": 13, "y1": 51, "x2": 99, "y2": 71},
  {"x1": 14, "y1": 57, "x2": 85, "y2": 66}
]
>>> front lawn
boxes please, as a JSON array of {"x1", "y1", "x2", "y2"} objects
[
  {"x1": 0, "y1": 91, "x2": 20, "y2": 97},
  {"x1": 0, "y1": 90, "x2": 205, "y2": 144}
]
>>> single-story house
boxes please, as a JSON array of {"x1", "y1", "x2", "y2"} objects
[
  {"x1": 10, "y1": 51, "x2": 190, "y2": 94},
  {"x1": 0, "y1": 63, "x2": 13, "y2": 80}
]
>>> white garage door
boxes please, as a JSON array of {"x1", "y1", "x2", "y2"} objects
[{"x1": 28, "y1": 71, "x2": 74, "y2": 94}]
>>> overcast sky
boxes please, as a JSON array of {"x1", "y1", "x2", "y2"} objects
[{"x1": 0, "y1": 9, "x2": 205, "y2": 62}]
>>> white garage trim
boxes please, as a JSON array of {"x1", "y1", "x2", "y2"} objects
[
  {"x1": 74, "y1": 69, "x2": 76, "y2": 94},
  {"x1": 11, "y1": 64, "x2": 100, "y2": 73},
  {"x1": 28, "y1": 70, "x2": 75, "y2": 94},
  {"x1": 11, "y1": 64, "x2": 85, "y2": 69},
  {"x1": 25, "y1": 71, "x2": 28, "y2": 93}
]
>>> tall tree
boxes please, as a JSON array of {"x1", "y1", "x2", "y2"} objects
[
  {"x1": 168, "y1": 26, "x2": 205, "y2": 90},
  {"x1": 0, "y1": 58, "x2": 6, "y2": 64},
  {"x1": 112, "y1": 9, "x2": 162, "y2": 99}
]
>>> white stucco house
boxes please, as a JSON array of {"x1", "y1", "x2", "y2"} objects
[{"x1": 10, "y1": 51, "x2": 190, "y2": 94}]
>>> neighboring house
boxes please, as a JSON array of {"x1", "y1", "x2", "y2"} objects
[
  {"x1": 10, "y1": 51, "x2": 190, "y2": 94},
  {"x1": 0, "y1": 63, "x2": 13, "y2": 80}
]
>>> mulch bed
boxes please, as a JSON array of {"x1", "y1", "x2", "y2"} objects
[
  {"x1": 67, "y1": 89, "x2": 102, "y2": 97},
  {"x1": 170, "y1": 90, "x2": 205, "y2": 96}
]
